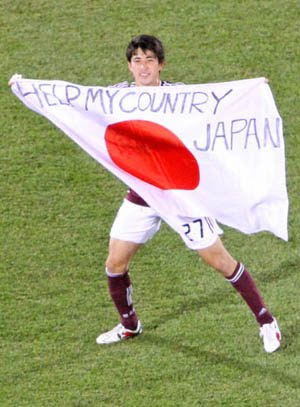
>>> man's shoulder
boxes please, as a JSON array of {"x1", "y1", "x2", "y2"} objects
[
  {"x1": 109, "y1": 81, "x2": 133, "y2": 88},
  {"x1": 108, "y1": 80, "x2": 184, "y2": 88},
  {"x1": 161, "y1": 80, "x2": 184, "y2": 86}
]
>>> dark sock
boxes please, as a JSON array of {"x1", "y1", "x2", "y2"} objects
[
  {"x1": 107, "y1": 270, "x2": 138, "y2": 330},
  {"x1": 227, "y1": 263, "x2": 273, "y2": 325}
]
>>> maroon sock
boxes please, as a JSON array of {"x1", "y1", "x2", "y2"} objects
[
  {"x1": 106, "y1": 270, "x2": 138, "y2": 330},
  {"x1": 226, "y1": 263, "x2": 273, "y2": 325}
]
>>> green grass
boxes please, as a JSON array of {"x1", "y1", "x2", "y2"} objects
[{"x1": 1, "y1": 0, "x2": 300, "y2": 406}]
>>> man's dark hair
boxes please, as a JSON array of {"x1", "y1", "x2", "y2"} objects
[{"x1": 126, "y1": 34, "x2": 165, "y2": 63}]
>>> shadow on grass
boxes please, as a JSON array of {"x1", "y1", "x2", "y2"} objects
[
  {"x1": 146, "y1": 280, "x2": 300, "y2": 341},
  {"x1": 146, "y1": 283, "x2": 240, "y2": 331},
  {"x1": 140, "y1": 282, "x2": 299, "y2": 390},
  {"x1": 142, "y1": 324, "x2": 300, "y2": 391},
  {"x1": 257, "y1": 256, "x2": 300, "y2": 284},
  {"x1": 280, "y1": 319, "x2": 300, "y2": 352}
]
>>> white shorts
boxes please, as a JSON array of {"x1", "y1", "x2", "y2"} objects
[
  {"x1": 176, "y1": 215, "x2": 223, "y2": 250},
  {"x1": 110, "y1": 199, "x2": 161, "y2": 244},
  {"x1": 110, "y1": 199, "x2": 222, "y2": 250}
]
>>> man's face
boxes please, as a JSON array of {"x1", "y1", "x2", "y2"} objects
[{"x1": 128, "y1": 48, "x2": 164, "y2": 86}]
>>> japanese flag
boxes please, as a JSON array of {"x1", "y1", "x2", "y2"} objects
[{"x1": 10, "y1": 75, "x2": 289, "y2": 242}]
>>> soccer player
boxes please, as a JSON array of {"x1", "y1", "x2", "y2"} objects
[{"x1": 96, "y1": 34, "x2": 281, "y2": 353}]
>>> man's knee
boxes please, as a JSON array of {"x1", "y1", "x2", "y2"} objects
[
  {"x1": 105, "y1": 239, "x2": 141, "y2": 275},
  {"x1": 105, "y1": 254, "x2": 128, "y2": 275}
]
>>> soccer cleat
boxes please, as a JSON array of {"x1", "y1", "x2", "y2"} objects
[
  {"x1": 96, "y1": 320, "x2": 142, "y2": 344},
  {"x1": 259, "y1": 318, "x2": 281, "y2": 353}
]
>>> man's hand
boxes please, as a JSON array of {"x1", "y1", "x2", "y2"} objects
[{"x1": 8, "y1": 73, "x2": 22, "y2": 86}]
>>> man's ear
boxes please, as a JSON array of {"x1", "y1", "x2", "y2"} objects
[
  {"x1": 128, "y1": 61, "x2": 133, "y2": 73},
  {"x1": 159, "y1": 62, "x2": 165, "y2": 72}
]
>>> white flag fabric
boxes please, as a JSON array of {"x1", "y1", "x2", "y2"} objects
[{"x1": 10, "y1": 76, "x2": 289, "y2": 241}]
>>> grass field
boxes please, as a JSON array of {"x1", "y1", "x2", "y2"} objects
[{"x1": 1, "y1": 1, "x2": 300, "y2": 406}]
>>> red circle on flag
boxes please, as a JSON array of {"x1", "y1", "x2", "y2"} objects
[{"x1": 104, "y1": 120, "x2": 200, "y2": 190}]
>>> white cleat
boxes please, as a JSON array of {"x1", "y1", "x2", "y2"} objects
[
  {"x1": 260, "y1": 318, "x2": 281, "y2": 353},
  {"x1": 96, "y1": 320, "x2": 142, "y2": 345}
]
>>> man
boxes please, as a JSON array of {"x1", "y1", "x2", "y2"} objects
[{"x1": 96, "y1": 34, "x2": 281, "y2": 353}]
